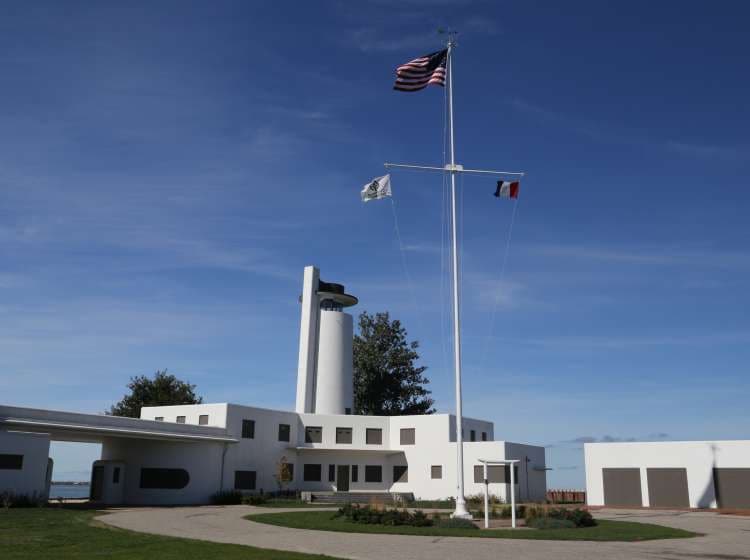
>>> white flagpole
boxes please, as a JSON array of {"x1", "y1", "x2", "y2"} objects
[{"x1": 447, "y1": 35, "x2": 471, "y2": 520}]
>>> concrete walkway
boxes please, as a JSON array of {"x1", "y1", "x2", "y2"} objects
[{"x1": 98, "y1": 505, "x2": 750, "y2": 560}]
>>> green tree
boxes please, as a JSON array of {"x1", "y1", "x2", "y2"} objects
[
  {"x1": 108, "y1": 369, "x2": 203, "y2": 417},
  {"x1": 353, "y1": 311, "x2": 434, "y2": 416}
]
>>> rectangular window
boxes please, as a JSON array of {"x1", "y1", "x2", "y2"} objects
[
  {"x1": 336, "y1": 427, "x2": 352, "y2": 444},
  {"x1": 176, "y1": 416, "x2": 186, "y2": 424},
  {"x1": 351, "y1": 465, "x2": 358, "y2": 482},
  {"x1": 242, "y1": 419, "x2": 255, "y2": 439},
  {"x1": 154, "y1": 417, "x2": 164, "y2": 422},
  {"x1": 470, "y1": 430, "x2": 476, "y2": 442},
  {"x1": 345, "y1": 408, "x2": 352, "y2": 415},
  {"x1": 473, "y1": 465, "x2": 519, "y2": 483},
  {"x1": 113, "y1": 467, "x2": 120, "y2": 484},
  {"x1": 278, "y1": 423, "x2": 290, "y2": 442},
  {"x1": 305, "y1": 426, "x2": 322, "y2": 443},
  {"x1": 482, "y1": 432, "x2": 487, "y2": 441},
  {"x1": 393, "y1": 465, "x2": 408, "y2": 483},
  {"x1": 0, "y1": 454, "x2": 23, "y2": 470},
  {"x1": 328, "y1": 464, "x2": 336, "y2": 482},
  {"x1": 400, "y1": 428, "x2": 415, "y2": 445},
  {"x1": 198, "y1": 415, "x2": 209, "y2": 425},
  {"x1": 364, "y1": 465, "x2": 382, "y2": 483},
  {"x1": 303, "y1": 464, "x2": 322, "y2": 481},
  {"x1": 234, "y1": 470, "x2": 257, "y2": 490},
  {"x1": 365, "y1": 428, "x2": 382, "y2": 445},
  {"x1": 431, "y1": 465, "x2": 442, "y2": 479},
  {"x1": 140, "y1": 468, "x2": 190, "y2": 489}
]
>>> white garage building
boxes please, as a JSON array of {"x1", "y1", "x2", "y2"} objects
[
  {"x1": 585, "y1": 440, "x2": 750, "y2": 509},
  {"x1": 0, "y1": 266, "x2": 547, "y2": 506}
]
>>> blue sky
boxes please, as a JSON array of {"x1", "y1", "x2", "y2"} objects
[{"x1": 1, "y1": 1, "x2": 749, "y2": 488}]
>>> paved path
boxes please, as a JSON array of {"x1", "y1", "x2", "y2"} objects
[{"x1": 98, "y1": 505, "x2": 750, "y2": 560}]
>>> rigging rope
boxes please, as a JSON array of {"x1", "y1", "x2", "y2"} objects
[{"x1": 389, "y1": 198, "x2": 425, "y2": 337}]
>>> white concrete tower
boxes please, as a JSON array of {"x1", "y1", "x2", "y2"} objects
[{"x1": 295, "y1": 266, "x2": 358, "y2": 415}]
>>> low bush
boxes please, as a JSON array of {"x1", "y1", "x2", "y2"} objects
[
  {"x1": 524, "y1": 506, "x2": 596, "y2": 529},
  {"x1": 1, "y1": 491, "x2": 46, "y2": 509},
  {"x1": 210, "y1": 490, "x2": 243, "y2": 505},
  {"x1": 334, "y1": 504, "x2": 435, "y2": 527},
  {"x1": 527, "y1": 517, "x2": 576, "y2": 530},
  {"x1": 242, "y1": 494, "x2": 269, "y2": 506},
  {"x1": 499, "y1": 504, "x2": 527, "y2": 518},
  {"x1": 433, "y1": 517, "x2": 478, "y2": 530}
]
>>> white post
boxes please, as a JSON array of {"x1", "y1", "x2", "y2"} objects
[
  {"x1": 510, "y1": 462, "x2": 516, "y2": 529},
  {"x1": 446, "y1": 37, "x2": 470, "y2": 522},
  {"x1": 483, "y1": 462, "x2": 489, "y2": 529}
]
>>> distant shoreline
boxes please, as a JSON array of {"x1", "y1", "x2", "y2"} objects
[{"x1": 51, "y1": 481, "x2": 90, "y2": 486}]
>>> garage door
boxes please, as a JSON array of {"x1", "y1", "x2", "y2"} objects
[
  {"x1": 603, "y1": 468, "x2": 642, "y2": 507},
  {"x1": 647, "y1": 468, "x2": 690, "y2": 508},
  {"x1": 713, "y1": 468, "x2": 750, "y2": 509}
]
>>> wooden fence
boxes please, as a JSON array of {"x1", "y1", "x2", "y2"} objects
[{"x1": 546, "y1": 489, "x2": 586, "y2": 504}]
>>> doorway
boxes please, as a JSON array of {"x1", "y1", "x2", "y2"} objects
[
  {"x1": 90, "y1": 465, "x2": 104, "y2": 501},
  {"x1": 336, "y1": 465, "x2": 350, "y2": 492}
]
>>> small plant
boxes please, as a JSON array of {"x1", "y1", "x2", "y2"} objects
[
  {"x1": 243, "y1": 494, "x2": 269, "y2": 506},
  {"x1": 524, "y1": 506, "x2": 596, "y2": 529},
  {"x1": 211, "y1": 490, "x2": 242, "y2": 505}
]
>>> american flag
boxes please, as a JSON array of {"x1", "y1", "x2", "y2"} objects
[{"x1": 393, "y1": 49, "x2": 448, "y2": 92}]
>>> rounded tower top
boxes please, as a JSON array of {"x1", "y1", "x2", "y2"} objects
[{"x1": 317, "y1": 279, "x2": 358, "y2": 308}]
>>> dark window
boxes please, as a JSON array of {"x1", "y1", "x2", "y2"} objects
[
  {"x1": 365, "y1": 465, "x2": 382, "y2": 483},
  {"x1": 154, "y1": 417, "x2": 164, "y2": 422},
  {"x1": 472, "y1": 465, "x2": 519, "y2": 484},
  {"x1": 176, "y1": 416, "x2": 186, "y2": 424},
  {"x1": 366, "y1": 428, "x2": 382, "y2": 445},
  {"x1": 328, "y1": 464, "x2": 336, "y2": 482},
  {"x1": 345, "y1": 408, "x2": 351, "y2": 415},
  {"x1": 235, "y1": 470, "x2": 256, "y2": 490},
  {"x1": 279, "y1": 463, "x2": 294, "y2": 482},
  {"x1": 305, "y1": 426, "x2": 322, "y2": 443},
  {"x1": 352, "y1": 465, "x2": 358, "y2": 482},
  {"x1": 242, "y1": 419, "x2": 255, "y2": 439},
  {"x1": 393, "y1": 465, "x2": 408, "y2": 483},
  {"x1": 113, "y1": 467, "x2": 120, "y2": 484},
  {"x1": 198, "y1": 415, "x2": 208, "y2": 425},
  {"x1": 278, "y1": 424, "x2": 291, "y2": 442},
  {"x1": 336, "y1": 427, "x2": 352, "y2": 444},
  {"x1": 400, "y1": 428, "x2": 415, "y2": 445},
  {"x1": 482, "y1": 432, "x2": 487, "y2": 441},
  {"x1": 0, "y1": 454, "x2": 23, "y2": 470},
  {"x1": 470, "y1": 430, "x2": 476, "y2": 442},
  {"x1": 431, "y1": 465, "x2": 442, "y2": 479},
  {"x1": 304, "y1": 464, "x2": 322, "y2": 481},
  {"x1": 140, "y1": 468, "x2": 190, "y2": 489}
]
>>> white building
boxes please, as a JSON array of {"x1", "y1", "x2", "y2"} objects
[
  {"x1": 585, "y1": 440, "x2": 750, "y2": 509},
  {"x1": 1, "y1": 266, "x2": 547, "y2": 506}
]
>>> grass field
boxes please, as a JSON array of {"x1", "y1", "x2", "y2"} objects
[
  {"x1": 0, "y1": 508, "x2": 342, "y2": 560},
  {"x1": 248, "y1": 510, "x2": 699, "y2": 542}
]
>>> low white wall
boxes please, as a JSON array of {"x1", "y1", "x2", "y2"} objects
[
  {"x1": 585, "y1": 440, "x2": 750, "y2": 508},
  {"x1": 0, "y1": 430, "x2": 51, "y2": 499}
]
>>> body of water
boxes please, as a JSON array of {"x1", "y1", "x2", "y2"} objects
[{"x1": 49, "y1": 483, "x2": 90, "y2": 499}]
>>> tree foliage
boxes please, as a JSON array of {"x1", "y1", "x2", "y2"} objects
[
  {"x1": 108, "y1": 369, "x2": 203, "y2": 417},
  {"x1": 353, "y1": 311, "x2": 434, "y2": 416}
]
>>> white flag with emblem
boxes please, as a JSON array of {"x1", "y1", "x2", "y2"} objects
[{"x1": 361, "y1": 174, "x2": 392, "y2": 202}]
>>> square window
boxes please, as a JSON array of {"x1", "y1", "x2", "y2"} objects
[
  {"x1": 303, "y1": 464, "x2": 322, "y2": 481},
  {"x1": 198, "y1": 415, "x2": 209, "y2": 425},
  {"x1": 364, "y1": 465, "x2": 382, "y2": 483},
  {"x1": 365, "y1": 428, "x2": 382, "y2": 445},
  {"x1": 336, "y1": 427, "x2": 352, "y2": 444},
  {"x1": 352, "y1": 465, "x2": 358, "y2": 482},
  {"x1": 328, "y1": 464, "x2": 336, "y2": 482},
  {"x1": 482, "y1": 432, "x2": 487, "y2": 441},
  {"x1": 431, "y1": 465, "x2": 442, "y2": 479},
  {"x1": 176, "y1": 416, "x2": 186, "y2": 424},
  {"x1": 154, "y1": 417, "x2": 164, "y2": 422},
  {"x1": 393, "y1": 465, "x2": 408, "y2": 483},
  {"x1": 470, "y1": 430, "x2": 476, "y2": 442},
  {"x1": 242, "y1": 419, "x2": 255, "y2": 439},
  {"x1": 305, "y1": 426, "x2": 323, "y2": 443},
  {"x1": 278, "y1": 423, "x2": 291, "y2": 442},
  {"x1": 235, "y1": 470, "x2": 256, "y2": 490},
  {"x1": 400, "y1": 428, "x2": 415, "y2": 445}
]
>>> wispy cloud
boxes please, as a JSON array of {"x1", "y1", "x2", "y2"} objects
[{"x1": 565, "y1": 433, "x2": 670, "y2": 445}]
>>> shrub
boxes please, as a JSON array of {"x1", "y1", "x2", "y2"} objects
[
  {"x1": 524, "y1": 506, "x2": 596, "y2": 528},
  {"x1": 0, "y1": 491, "x2": 46, "y2": 509},
  {"x1": 433, "y1": 517, "x2": 478, "y2": 530},
  {"x1": 335, "y1": 504, "x2": 434, "y2": 527},
  {"x1": 242, "y1": 494, "x2": 269, "y2": 506},
  {"x1": 527, "y1": 517, "x2": 576, "y2": 530},
  {"x1": 500, "y1": 505, "x2": 526, "y2": 519},
  {"x1": 211, "y1": 490, "x2": 243, "y2": 505}
]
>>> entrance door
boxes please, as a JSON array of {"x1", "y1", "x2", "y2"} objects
[
  {"x1": 90, "y1": 465, "x2": 104, "y2": 501},
  {"x1": 336, "y1": 465, "x2": 350, "y2": 492}
]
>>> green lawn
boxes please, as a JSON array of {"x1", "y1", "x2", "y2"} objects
[
  {"x1": 248, "y1": 510, "x2": 699, "y2": 542},
  {"x1": 0, "y1": 508, "x2": 342, "y2": 560}
]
